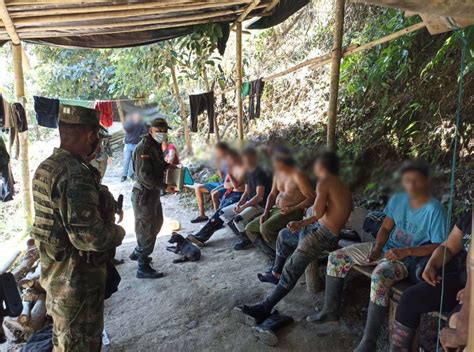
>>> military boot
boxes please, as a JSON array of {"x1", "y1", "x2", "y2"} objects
[
  {"x1": 136, "y1": 257, "x2": 164, "y2": 279},
  {"x1": 233, "y1": 231, "x2": 253, "y2": 250}
]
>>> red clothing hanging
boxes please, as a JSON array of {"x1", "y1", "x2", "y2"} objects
[{"x1": 95, "y1": 100, "x2": 113, "y2": 127}]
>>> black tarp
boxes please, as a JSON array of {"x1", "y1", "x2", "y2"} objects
[{"x1": 247, "y1": 0, "x2": 309, "y2": 30}]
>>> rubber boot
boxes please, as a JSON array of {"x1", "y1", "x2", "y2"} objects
[
  {"x1": 136, "y1": 257, "x2": 164, "y2": 279},
  {"x1": 390, "y1": 320, "x2": 416, "y2": 352},
  {"x1": 232, "y1": 284, "x2": 289, "y2": 326},
  {"x1": 234, "y1": 231, "x2": 253, "y2": 250},
  {"x1": 258, "y1": 255, "x2": 286, "y2": 285},
  {"x1": 353, "y1": 302, "x2": 386, "y2": 352},
  {"x1": 307, "y1": 276, "x2": 343, "y2": 324},
  {"x1": 251, "y1": 310, "x2": 294, "y2": 346},
  {"x1": 253, "y1": 236, "x2": 276, "y2": 262},
  {"x1": 227, "y1": 221, "x2": 240, "y2": 237},
  {"x1": 188, "y1": 218, "x2": 224, "y2": 246}
]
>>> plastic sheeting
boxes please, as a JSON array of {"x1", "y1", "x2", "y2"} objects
[{"x1": 247, "y1": 0, "x2": 309, "y2": 30}]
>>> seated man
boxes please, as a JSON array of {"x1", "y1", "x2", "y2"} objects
[
  {"x1": 191, "y1": 142, "x2": 230, "y2": 223},
  {"x1": 188, "y1": 149, "x2": 246, "y2": 246},
  {"x1": 258, "y1": 150, "x2": 352, "y2": 284},
  {"x1": 219, "y1": 147, "x2": 272, "y2": 250},
  {"x1": 391, "y1": 208, "x2": 471, "y2": 351},
  {"x1": 308, "y1": 160, "x2": 448, "y2": 352},
  {"x1": 245, "y1": 146, "x2": 314, "y2": 262},
  {"x1": 233, "y1": 150, "x2": 351, "y2": 323}
]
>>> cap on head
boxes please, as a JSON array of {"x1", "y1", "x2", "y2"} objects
[
  {"x1": 150, "y1": 118, "x2": 172, "y2": 130},
  {"x1": 59, "y1": 104, "x2": 100, "y2": 126}
]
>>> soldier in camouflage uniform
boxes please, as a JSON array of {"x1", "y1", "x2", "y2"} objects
[
  {"x1": 129, "y1": 118, "x2": 171, "y2": 279},
  {"x1": 31, "y1": 105, "x2": 125, "y2": 352}
]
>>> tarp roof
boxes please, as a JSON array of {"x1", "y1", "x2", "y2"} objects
[{"x1": 0, "y1": 0, "x2": 281, "y2": 48}]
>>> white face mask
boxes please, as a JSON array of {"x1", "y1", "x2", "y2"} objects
[{"x1": 153, "y1": 132, "x2": 167, "y2": 143}]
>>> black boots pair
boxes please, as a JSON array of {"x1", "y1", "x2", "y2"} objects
[
  {"x1": 136, "y1": 256, "x2": 164, "y2": 279},
  {"x1": 257, "y1": 255, "x2": 286, "y2": 285},
  {"x1": 251, "y1": 310, "x2": 294, "y2": 346},
  {"x1": 187, "y1": 218, "x2": 224, "y2": 247}
]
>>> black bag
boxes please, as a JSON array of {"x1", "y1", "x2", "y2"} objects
[
  {"x1": 104, "y1": 261, "x2": 121, "y2": 300},
  {"x1": 362, "y1": 211, "x2": 386, "y2": 238}
]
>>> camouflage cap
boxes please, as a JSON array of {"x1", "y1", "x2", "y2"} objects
[
  {"x1": 150, "y1": 117, "x2": 172, "y2": 130},
  {"x1": 59, "y1": 104, "x2": 100, "y2": 125}
]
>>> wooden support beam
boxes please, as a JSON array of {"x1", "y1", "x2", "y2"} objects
[
  {"x1": 0, "y1": 0, "x2": 20, "y2": 43},
  {"x1": 236, "y1": 21, "x2": 244, "y2": 143},
  {"x1": 265, "y1": 0, "x2": 279, "y2": 13},
  {"x1": 469, "y1": 204, "x2": 474, "y2": 351},
  {"x1": 326, "y1": 0, "x2": 345, "y2": 150},
  {"x1": 229, "y1": 0, "x2": 260, "y2": 31},
  {"x1": 12, "y1": 42, "x2": 33, "y2": 226}
]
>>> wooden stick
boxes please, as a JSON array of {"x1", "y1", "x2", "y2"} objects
[
  {"x1": 8, "y1": 0, "x2": 254, "y2": 17},
  {"x1": 468, "y1": 205, "x2": 474, "y2": 351},
  {"x1": 230, "y1": 0, "x2": 260, "y2": 31},
  {"x1": 0, "y1": 0, "x2": 20, "y2": 43},
  {"x1": 12, "y1": 42, "x2": 34, "y2": 226},
  {"x1": 326, "y1": 0, "x2": 345, "y2": 150},
  {"x1": 10, "y1": 1, "x2": 253, "y2": 25},
  {"x1": 235, "y1": 21, "x2": 244, "y2": 144}
]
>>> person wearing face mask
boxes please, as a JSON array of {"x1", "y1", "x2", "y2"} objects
[
  {"x1": 129, "y1": 118, "x2": 173, "y2": 279},
  {"x1": 30, "y1": 105, "x2": 126, "y2": 351}
]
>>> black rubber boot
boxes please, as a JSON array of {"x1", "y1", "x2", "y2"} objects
[
  {"x1": 253, "y1": 236, "x2": 276, "y2": 262},
  {"x1": 232, "y1": 284, "x2": 290, "y2": 326},
  {"x1": 307, "y1": 276, "x2": 343, "y2": 324},
  {"x1": 136, "y1": 257, "x2": 164, "y2": 279},
  {"x1": 251, "y1": 310, "x2": 294, "y2": 346},
  {"x1": 227, "y1": 221, "x2": 240, "y2": 237},
  {"x1": 390, "y1": 320, "x2": 416, "y2": 352},
  {"x1": 129, "y1": 251, "x2": 138, "y2": 261},
  {"x1": 233, "y1": 231, "x2": 253, "y2": 250},
  {"x1": 194, "y1": 218, "x2": 224, "y2": 243},
  {"x1": 353, "y1": 302, "x2": 386, "y2": 352}
]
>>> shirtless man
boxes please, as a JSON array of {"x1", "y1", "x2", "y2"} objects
[
  {"x1": 233, "y1": 150, "x2": 352, "y2": 325},
  {"x1": 188, "y1": 149, "x2": 246, "y2": 246},
  {"x1": 245, "y1": 146, "x2": 314, "y2": 261}
]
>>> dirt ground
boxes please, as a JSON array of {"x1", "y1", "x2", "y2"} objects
[{"x1": 101, "y1": 156, "x2": 367, "y2": 352}]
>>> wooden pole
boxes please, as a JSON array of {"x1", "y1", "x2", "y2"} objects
[
  {"x1": 468, "y1": 205, "x2": 474, "y2": 351},
  {"x1": 169, "y1": 63, "x2": 193, "y2": 155},
  {"x1": 326, "y1": 0, "x2": 345, "y2": 151},
  {"x1": 236, "y1": 21, "x2": 244, "y2": 144},
  {"x1": 12, "y1": 42, "x2": 33, "y2": 225}
]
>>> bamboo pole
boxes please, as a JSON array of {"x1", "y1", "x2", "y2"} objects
[
  {"x1": 468, "y1": 205, "x2": 474, "y2": 351},
  {"x1": 326, "y1": 0, "x2": 345, "y2": 150},
  {"x1": 235, "y1": 21, "x2": 244, "y2": 144},
  {"x1": 12, "y1": 42, "x2": 33, "y2": 225},
  {"x1": 170, "y1": 63, "x2": 193, "y2": 155}
]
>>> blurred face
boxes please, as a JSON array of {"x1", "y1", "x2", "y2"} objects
[
  {"x1": 226, "y1": 155, "x2": 238, "y2": 168},
  {"x1": 243, "y1": 154, "x2": 257, "y2": 170},
  {"x1": 272, "y1": 158, "x2": 286, "y2": 172},
  {"x1": 401, "y1": 171, "x2": 429, "y2": 198},
  {"x1": 215, "y1": 148, "x2": 226, "y2": 160},
  {"x1": 130, "y1": 113, "x2": 141, "y2": 123},
  {"x1": 149, "y1": 126, "x2": 168, "y2": 143},
  {"x1": 313, "y1": 160, "x2": 324, "y2": 178}
]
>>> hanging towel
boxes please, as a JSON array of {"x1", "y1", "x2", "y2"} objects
[
  {"x1": 34, "y1": 96, "x2": 59, "y2": 128},
  {"x1": 3, "y1": 100, "x2": 14, "y2": 129},
  {"x1": 13, "y1": 103, "x2": 28, "y2": 132},
  {"x1": 189, "y1": 91, "x2": 215, "y2": 133},
  {"x1": 95, "y1": 100, "x2": 113, "y2": 127},
  {"x1": 60, "y1": 98, "x2": 95, "y2": 109},
  {"x1": 241, "y1": 81, "x2": 251, "y2": 98},
  {"x1": 248, "y1": 79, "x2": 265, "y2": 120}
]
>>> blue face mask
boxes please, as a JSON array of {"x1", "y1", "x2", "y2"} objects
[{"x1": 153, "y1": 132, "x2": 167, "y2": 143}]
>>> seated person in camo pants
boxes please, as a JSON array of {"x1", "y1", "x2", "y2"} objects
[
  {"x1": 308, "y1": 160, "x2": 448, "y2": 352},
  {"x1": 245, "y1": 146, "x2": 314, "y2": 263},
  {"x1": 390, "y1": 208, "x2": 471, "y2": 351},
  {"x1": 188, "y1": 149, "x2": 246, "y2": 246},
  {"x1": 219, "y1": 147, "x2": 272, "y2": 250},
  {"x1": 233, "y1": 150, "x2": 352, "y2": 325}
]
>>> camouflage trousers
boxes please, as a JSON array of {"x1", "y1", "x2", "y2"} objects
[
  {"x1": 131, "y1": 188, "x2": 163, "y2": 258},
  {"x1": 47, "y1": 290, "x2": 104, "y2": 352},
  {"x1": 279, "y1": 224, "x2": 339, "y2": 290}
]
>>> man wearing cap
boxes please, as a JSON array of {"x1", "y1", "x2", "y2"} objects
[
  {"x1": 129, "y1": 117, "x2": 172, "y2": 279},
  {"x1": 31, "y1": 105, "x2": 126, "y2": 351}
]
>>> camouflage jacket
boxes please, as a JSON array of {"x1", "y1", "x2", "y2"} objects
[
  {"x1": 31, "y1": 148, "x2": 125, "y2": 300},
  {"x1": 132, "y1": 134, "x2": 166, "y2": 191}
]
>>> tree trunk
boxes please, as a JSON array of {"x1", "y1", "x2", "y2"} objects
[
  {"x1": 169, "y1": 63, "x2": 193, "y2": 155},
  {"x1": 235, "y1": 21, "x2": 244, "y2": 146}
]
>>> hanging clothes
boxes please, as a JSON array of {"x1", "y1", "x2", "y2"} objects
[
  {"x1": 34, "y1": 96, "x2": 59, "y2": 128},
  {"x1": 189, "y1": 91, "x2": 215, "y2": 133},
  {"x1": 60, "y1": 98, "x2": 95, "y2": 109},
  {"x1": 0, "y1": 94, "x2": 5, "y2": 127},
  {"x1": 0, "y1": 135, "x2": 14, "y2": 202},
  {"x1": 241, "y1": 81, "x2": 251, "y2": 98},
  {"x1": 13, "y1": 103, "x2": 28, "y2": 133},
  {"x1": 248, "y1": 79, "x2": 265, "y2": 120},
  {"x1": 94, "y1": 100, "x2": 113, "y2": 127},
  {"x1": 3, "y1": 99, "x2": 14, "y2": 129}
]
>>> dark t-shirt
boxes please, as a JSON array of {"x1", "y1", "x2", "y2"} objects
[
  {"x1": 456, "y1": 210, "x2": 472, "y2": 252},
  {"x1": 246, "y1": 167, "x2": 272, "y2": 205}
]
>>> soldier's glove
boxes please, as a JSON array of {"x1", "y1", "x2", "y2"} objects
[{"x1": 99, "y1": 185, "x2": 117, "y2": 223}]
